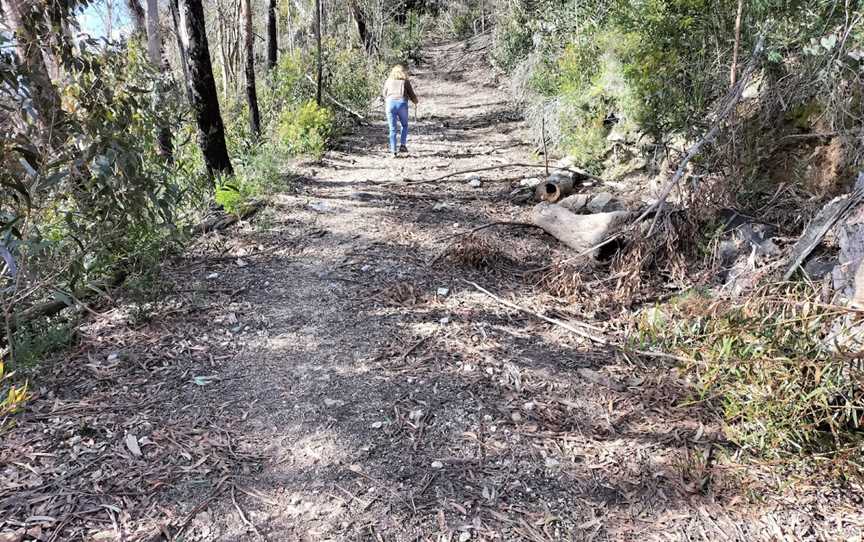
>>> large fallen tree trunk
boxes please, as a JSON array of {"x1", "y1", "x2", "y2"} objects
[{"x1": 531, "y1": 202, "x2": 632, "y2": 256}]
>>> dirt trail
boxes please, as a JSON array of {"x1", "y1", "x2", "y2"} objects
[{"x1": 3, "y1": 43, "x2": 858, "y2": 542}]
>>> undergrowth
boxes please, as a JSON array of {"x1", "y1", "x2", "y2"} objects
[{"x1": 633, "y1": 285, "x2": 864, "y2": 463}]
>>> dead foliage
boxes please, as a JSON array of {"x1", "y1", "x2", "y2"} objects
[
  {"x1": 0, "y1": 291, "x2": 266, "y2": 540},
  {"x1": 443, "y1": 234, "x2": 524, "y2": 275}
]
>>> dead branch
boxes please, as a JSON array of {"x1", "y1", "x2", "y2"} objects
[
  {"x1": 635, "y1": 29, "x2": 768, "y2": 233},
  {"x1": 304, "y1": 74, "x2": 366, "y2": 121},
  {"x1": 399, "y1": 163, "x2": 605, "y2": 186},
  {"x1": 464, "y1": 280, "x2": 693, "y2": 364},
  {"x1": 463, "y1": 279, "x2": 608, "y2": 343},
  {"x1": 231, "y1": 484, "x2": 264, "y2": 539}
]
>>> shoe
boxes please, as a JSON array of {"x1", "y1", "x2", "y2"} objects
[{"x1": 399, "y1": 145, "x2": 409, "y2": 153}]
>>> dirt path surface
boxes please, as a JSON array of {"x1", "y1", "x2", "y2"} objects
[{"x1": 3, "y1": 43, "x2": 862, "y2": 542}]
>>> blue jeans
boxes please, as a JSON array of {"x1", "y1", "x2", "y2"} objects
[{"x1": 386, "y1": 99, "x2": 409, "y2": 152}]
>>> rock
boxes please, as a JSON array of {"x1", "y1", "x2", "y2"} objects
[
  {"x1": 235, "y1": 258, "x2": 247, "y2": 268},
  {"x1": 459, "y1": 532, "x2": 472, "y2": 542},
  {"x1": 468, "y1": 179, "x2": 482, "y2": 188},
  {"x1": 544, "y1": 457, "x2": 560, "y2": 468},
  {"x1": 206, "y1": 272, "x2": 219, "y2": 280},
  {"x1": 437, "y1": 287, "x2": 450, "y2": 296},
  {"x1": 0, "y1": 529, "x2": 24, "y2": 542},
  {"x1": 431, "y1": 461, "x2": 444, "y2": 469},
  {"x1": 371, "y1": 421, "x2": 383, "y2": 429},
  {"x1": 586, "y1": 192, "x2": 621, "y2": 213},
  {"x1": 125, "y1": 433, "x2": 142, "y2": 457},
  {"x1": 511, "y1": 411, "x2": 522, "y2": 422},
  {"x1": 308, "y1": 201, "x2": 335, "y2": 213},
  {"x1": 520, "y1": 177, "x2": 543, "y2": 188},
  {"x1": 555, "y1": 156, "x2": 576, "y2": 169},
  {"x1": 439, "y1": 317, "x2": 450, "y2": 324},
  {"x1": 804, "y1": 255, "x2": 837, "y2": 280},
  {"x1": 558, "y1": 194, "x2": 590, "y2": 213}
]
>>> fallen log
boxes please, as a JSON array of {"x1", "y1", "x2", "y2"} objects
[
  {"x1": 8, "y1": 269, "x2": 127, "y2": 333},
  {"x1": 535, "y1": 172, "x2": 574, "y2": 203},
  {"x1": 531, "y1": 202, "x2": 632, "y2": 256},
  {"x1": 190, "y1": 200, "x2": 265, "y2": 235}
]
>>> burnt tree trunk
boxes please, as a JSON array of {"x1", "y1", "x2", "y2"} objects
[
  {"x1": 177, "y1": 0, "x2": 234, "y2": 178},
  {"x1": 348, "y1": 0, "x2": 373, "y2": 53},
  {"x1": 242, "y1": 0, "x2": 261, "y2": 138},
  {"x1": 314, "y1": 0, "x2": 322, "y2": 106},
  {"x1": 126, "y1": 0, "x2": 146, "y2": 36},
  {"x1": 267, "y1": 0, "x2": 277, "y2": 69}
]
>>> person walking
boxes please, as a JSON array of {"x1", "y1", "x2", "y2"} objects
[{"x1": 382, "y1": 63, "x2": 419, "y2": 158}]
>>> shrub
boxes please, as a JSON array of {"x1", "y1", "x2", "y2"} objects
[
  {"x1": 633, "y1": 286, "x2": 864, "y2": 458},
  {"x1": 277, "y1": 100, "x2": 335, "y2": 159}
]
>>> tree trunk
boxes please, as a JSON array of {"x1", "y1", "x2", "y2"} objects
[
  {"x1": 168, "y1": 0, "x2": 194, "y2": 103},
  {"x1": 348, "y1": 0, "x2": 373, "y2": 53},
  {"x1": 177, "y1": 0, "x2": 234, "y2": 178},
  {"x1": 242, "y1": 0, "x2": 261, "y2": 137},
  {"x1": 531, "y1": 203, "x2": 631, "y2": 256},
  {"x1": 126, "y1": 0, "x2": 146, "y2": 36},
  {"x1": 314, "y1": 0, "x2": 322, "y2": 105},
  {"x1": 1, "y1": 0, "x2": 66, "y2": 147},
  {"x1": 267, "y1": 0, "x2": 278, "y2": 69},
  {"x1": 146, "y1": 0, "x2": 174, "y2": 161},
  {"x1": 730, "y1": 0, "x2": 744, "y2": 87}
]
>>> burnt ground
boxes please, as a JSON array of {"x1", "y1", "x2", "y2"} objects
[{"x1": 3, "y1": 42, "x2": 864, "y2": 542}]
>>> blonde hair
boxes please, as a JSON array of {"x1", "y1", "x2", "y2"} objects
[{"x1": 389, "y1": 64, "x2": 409, "y2": 80}]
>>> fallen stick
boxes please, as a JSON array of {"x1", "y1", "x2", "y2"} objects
[
  {"x1": 231, "y1": 484, "x2": 264, "y2": 539},
  {"x1": 464, "y1": 280, "x2": 693, "y2": 364},
  {"x1": 399, "y1": 163, "x2": 605, "y2": 186},
  {"x1": 463, "y1": 280, "x2": 608, "y2": 343},
  {"x1": 304, "y1": 74, "x2": 366, "y2": 121},
  {"x1": 435, "y1": 221, "x2": 538, "y2": 242}
]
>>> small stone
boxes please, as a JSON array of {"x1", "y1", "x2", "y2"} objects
[
  {"x1": 523, "y1": 401, "x2": 535, "y2": 411},
  {"x1": 431, "y1": 461, "x2": 444, "y2": 469},
  {"x1": 236, "y1": 258, "x2": 247, "y2": 268},
  {"x1": 437, "y1": 287, "x2": 450, "y2": 296},
  {"x1": 207, "y1": 272, "x2": 219, "y2": 280},
  {"x1": 586, "y1": 192, "x2": 620, "y2": 213},
  {"x1": 545, "y1": 457, "x2": 560, "y2": 468},
  {"x1": 439, "y1": 317, "x2": 450, "y2": 324},
  {"x1": 520, "y1": 177, "x2": 542, "y2": 188},
  {"x1": 106, "y1": 352, "x2": 120, "y2": 363},
  {"x1": 459, "y1": 532, "x2": 471, "y2": 542},
  {"x1": 468, "y1": 179, "x2": 482, "y2": 188},
  {"x1": 371, "y1": 421, "x2": 383, "y2": 429},
  {"x1": 511, "y1": 412, "x2": 522, "y2": 422},
  {"x1": 360, "y1": 264, "x2": 373, "y2": 272}
]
